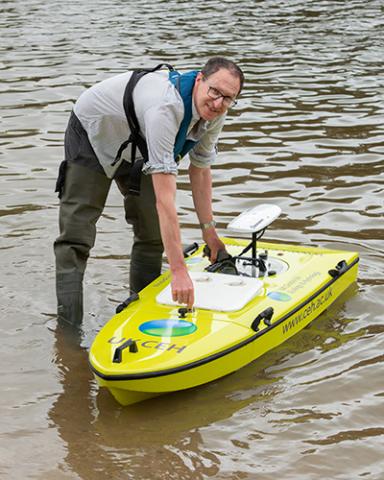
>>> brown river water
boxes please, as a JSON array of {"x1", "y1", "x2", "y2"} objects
[{"x1": 1, "y1": 1, "x2": 383, "y2": 479}]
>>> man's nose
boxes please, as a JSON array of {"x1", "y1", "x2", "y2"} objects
[{"x1": 212, "y1": 96, "x2": 225, "y2": 109}]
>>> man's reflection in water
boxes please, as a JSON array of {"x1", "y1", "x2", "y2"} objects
[
  {"x1": 50, "y1": 324, "x2": 113, "y2": 479},
  {"x1": 49, "y1": 324, "x2": 224, "y2": 479}
]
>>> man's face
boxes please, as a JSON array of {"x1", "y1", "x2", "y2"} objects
[{"x1": 193, "y1": 68, "x2": 241, "y2": 121}]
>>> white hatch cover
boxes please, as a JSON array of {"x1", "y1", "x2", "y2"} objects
[{"x1": 156, "y1": 271, "x2": 263, "y2": 312}]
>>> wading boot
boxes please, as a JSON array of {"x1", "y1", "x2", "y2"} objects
[
  {"x1": 129, "y1": 259, "x2": 162, "y2": 295},
  {"x1": 56, "y1": 272, "x2": 84, "y2": 327}
]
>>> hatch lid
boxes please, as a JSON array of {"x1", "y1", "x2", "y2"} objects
[{"x1": 156, "y1": 271, "x2": 263, "y2": 311}]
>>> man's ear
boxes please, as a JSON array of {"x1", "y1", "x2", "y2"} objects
[{"x1": 195, "y1": 72, "x2": 204, "y2": 84}]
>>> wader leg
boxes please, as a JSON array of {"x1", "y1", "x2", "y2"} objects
[
  {"x1": 54, "y1": 162, "x2": 111, "y2": 326},
  {"x1": 56, "y1": 271, "x2": 84, "y2": 329},
  {"x1": 115, "y1": 172, "x2": 164, "y2": 294}
]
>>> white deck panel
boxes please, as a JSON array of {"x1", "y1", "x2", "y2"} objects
[{"x1": 156, "y1": 271, "x2": 263, "y2": 312}]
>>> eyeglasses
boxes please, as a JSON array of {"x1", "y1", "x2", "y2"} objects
[{"x1": 207, "y1": 85, "x2": 238, "y2": 108}]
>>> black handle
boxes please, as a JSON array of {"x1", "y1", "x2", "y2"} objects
[
  {"x1": 113, "y1": 339, "x2": 139, "y2": 363},
  {"x1": 251, "y1": 307, "x2": 274, "y2": 332},
  {"x1": 116, "y1": 292, "x2": 139, "y2": 314}
]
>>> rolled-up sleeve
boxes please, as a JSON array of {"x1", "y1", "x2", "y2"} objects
[
  {"x1": 142, "y1": 102, "x2": 183, "y2": 175},
  {"x1": 189, "y1": 114, "x2": 226, "y2": 168}
]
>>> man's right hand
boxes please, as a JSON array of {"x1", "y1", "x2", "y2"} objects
[{"x1": 171, "y1": 268, "x2": 194, "y2": 309}]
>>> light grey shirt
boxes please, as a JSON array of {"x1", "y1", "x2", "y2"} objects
[{"x1": 73, "y1": 70, "x2": 226, "y2": 178}]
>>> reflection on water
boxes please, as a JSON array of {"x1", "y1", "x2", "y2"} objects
[{"x1": 1, "y1": 0, "x2": 383, "y2": 479}]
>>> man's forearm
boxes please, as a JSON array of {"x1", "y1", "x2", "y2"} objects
[
  {"x1": 151, "y1": 173, "x2": 186, "y2": 273},
  {"x1": 189, "y1": 163, "x2": 226, "y2": 261},
  {"x1": 152, "y1": 172, "x2": 194, "y2": 307},
  {"x1": 189, "y1": 164, "x2": 214, "y2": 225}
]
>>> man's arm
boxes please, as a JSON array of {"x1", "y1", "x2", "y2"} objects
[
  {"x1": 188, "y1": 163, "x2": 226, "y2": 262},
  {"x1": 151, "y1": 172, "x2": 194, "y2": 308}
]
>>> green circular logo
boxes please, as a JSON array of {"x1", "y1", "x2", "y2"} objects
[{"x1": 139, "y1": 319, "x2": 197, "y2": 337}]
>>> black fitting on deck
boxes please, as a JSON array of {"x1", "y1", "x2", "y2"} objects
[
  {"x1": 251, "y1": 307, "x2": 274, "y2": 332},
  {"x1": 113, "y1": 339, "x2": 139, "y2": 363},
  {"x1": 178, "y1": 307, "x2": 188, "y2": 318},
  {"x1": 328, "y1": 260, "x2": 348, "y2": 278},
  {"x1": 183, "y1": 242, "x2": 199, "y2": 258},
  {"x1": 115, "y1": 292, "x2": 139, "y2": 314}
]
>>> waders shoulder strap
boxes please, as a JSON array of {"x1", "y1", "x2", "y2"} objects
[{"x1": 113, "y1": 64, "x2": 175, "y2": 196}]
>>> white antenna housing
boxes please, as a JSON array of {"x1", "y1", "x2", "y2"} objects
[{"x1": 228, "y1": 204, "x2": 281, "y2": 233}]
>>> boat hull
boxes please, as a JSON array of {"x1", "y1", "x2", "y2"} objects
[{"x1": 89, "y1": 239, "x2": 359, "y2": 406}]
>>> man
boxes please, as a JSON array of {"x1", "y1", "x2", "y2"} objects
[{"x1": 54, "y1": 57, "x2": 244, "y2": 326}]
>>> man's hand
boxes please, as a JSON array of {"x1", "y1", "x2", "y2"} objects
[
  {"x1": 171, "y1": 268, "x2": 194, "y2": 308},
  {"x1": 202, "y1": 227, "x2": 226, "y2": 263}
]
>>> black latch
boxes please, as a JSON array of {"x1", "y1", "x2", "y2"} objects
[
  {"x1": 251, "y1": 307, "x2": 274, "y2": 332},
  {"x1": 112, "y1": 339, "x2": 138, "y2": 363},
  {"x1": 116, "y1": 292, "x2": 139, "y2": 314},
  {"x1": 328, "y1": 260, "x2": 348, "y2": 278}
]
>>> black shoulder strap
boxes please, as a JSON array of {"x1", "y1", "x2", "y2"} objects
[
  {"x1": 124, "y1": 63, "x2": 174, "y2": 136},
  {"x1": 113, "y1": 64, "x2": 174, "y2": 195}
]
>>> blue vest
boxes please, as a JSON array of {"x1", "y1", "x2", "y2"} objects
[{"x1": 169, "y1": 70, "x2": 199, "y2": 161}]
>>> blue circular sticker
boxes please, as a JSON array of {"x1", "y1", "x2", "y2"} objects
[
  {"x1": 139, "y1": 319, "x2": 197, "y2": 337},
  {"x1": 267, "y1": 291, "x2": 292, "y2": 302}
]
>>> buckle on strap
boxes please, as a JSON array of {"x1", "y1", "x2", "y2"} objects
[{"x1": 112, "y1": 134, "x2": 135, "y2": 166}]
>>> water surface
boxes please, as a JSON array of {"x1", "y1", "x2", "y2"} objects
[{"x1": 1, "y1": 1, "x2": 383, "y2": 479}]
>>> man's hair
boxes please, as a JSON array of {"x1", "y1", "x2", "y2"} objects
[{"x1": 201, "y1": 57, "x2": 245, "y2": 93}]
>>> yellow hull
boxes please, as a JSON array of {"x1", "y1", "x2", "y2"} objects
[{"x1": 89, "y1": 239, "x2": 359, "y2": 406}]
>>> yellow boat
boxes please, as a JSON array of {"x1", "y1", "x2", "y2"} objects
[{"x1": 89, "y1": 205, "x2": 359, "y2": 406}]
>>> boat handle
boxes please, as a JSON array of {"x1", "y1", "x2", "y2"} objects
[
  {"x1": 115, "y1": 292, "x2": 139, "y2": 314},
  {"x1": 328, "y1": 260, "x2": 348, "y2": 278},
  {"x1": 113, "y1": 339, "x2": 138, "y2": 363},
  {"x1": 183, "y1": 242, "x2": 199, "y2": 258},
  {"x1": 251, "y1": 307, "x2": 274, "y2": 332}
]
